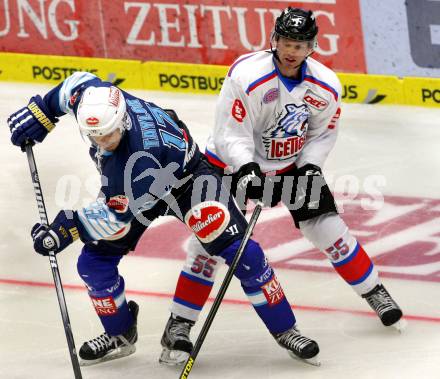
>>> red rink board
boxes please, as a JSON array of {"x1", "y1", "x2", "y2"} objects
[
  {"x1": 135, "y1": 194, "x2": 440, "y2": 283},
  {"x1": 0, "y1": 0, "x2": 366, "y2": 72}
]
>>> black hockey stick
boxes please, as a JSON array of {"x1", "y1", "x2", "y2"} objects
[
  {"x1": 179, "y1": 202, "x2": 263, "y2": 379},
  {"x1": 24, "y1": 143, "x2": 83, "y2": 379}
]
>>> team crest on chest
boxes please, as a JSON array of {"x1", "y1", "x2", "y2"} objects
[
  {"x1": 263, "y1": 88, "x2": 279, "y2": 104},
  {"x1": 262, "y1": 103, "x2": 310, "y2": 160}
]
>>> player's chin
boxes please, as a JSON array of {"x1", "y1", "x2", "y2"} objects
[
  {"x1": 101, "y1": 142, "x2": 119, "y2": 151},
  {"x1": 282, "y1": 59, "x2": 300, "y2": 68}
]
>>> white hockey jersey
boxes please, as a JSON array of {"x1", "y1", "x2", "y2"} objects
[{"x1": 205, "y1": 50, "x2": 342, "y2": 174}]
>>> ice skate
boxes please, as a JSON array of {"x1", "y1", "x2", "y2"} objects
[
  {"x1": 159, "y1": 314, "x2": 194, "y2": 366},
  {"x1": 273, "y1": 326, "x2": 320, "y2": 366},
  {"x1": 362, "y1": 284, "x2": 405, "y2": 331},
  {"x1": 79, "y1": 300, "x2": 139, "y2": 366}
]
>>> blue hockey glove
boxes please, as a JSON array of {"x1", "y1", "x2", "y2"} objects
[
  {"x1": 31, "y1": 211, "x2": 80, "y2": 256},
  {"x1": 7, "y1": 95, "x2": 58, "y2": 147},
  {"x1": 234, "y1": 162, "x2": 265, "y2": 201}
]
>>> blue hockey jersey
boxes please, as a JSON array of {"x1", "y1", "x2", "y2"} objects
[{"x1": 42, "y1": 72, "x2": 200, "y2": 242}]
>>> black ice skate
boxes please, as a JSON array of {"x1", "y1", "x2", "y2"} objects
[
  {"x1": 273, "y1": 326, "x2": 320, "y2": 366},
  {"x1": 362, "y1": 284, "x2": 405, "y2": 331},
  {"x1": 159, "y1": 314, "x2": 194, "y2": 366},
  {"x1": 79, "y1": 300, "x2": 139, "y2": 366}
]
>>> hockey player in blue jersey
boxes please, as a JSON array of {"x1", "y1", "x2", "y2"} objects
[{"x1": 7, "y1": 72, "x2": 320, "y2": 366}]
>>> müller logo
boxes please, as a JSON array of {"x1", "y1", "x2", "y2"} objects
[
  {"x1": 190, "y1": 211, "x2": 223, "y2": 233},
  {"x1": 185, "y1": 201, "x2": 230, "y2": 243}
]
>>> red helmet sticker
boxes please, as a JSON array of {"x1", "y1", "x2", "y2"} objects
[
  {"x1": 185, "y1": 201, "x2": 231, "y2": 243},
  {"x1": 231, "y1": 99, "x2": 246, "y2": 123},
  {"x1": 86, "y1": 117, "x2": 99, "y2": 126}
]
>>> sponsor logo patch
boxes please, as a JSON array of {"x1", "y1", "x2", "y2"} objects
[
  {"x1": 263, "y1": 88, "x2": 279, "y2": 104},
  {"x1": 69, "y1": 91, "x2": 80, "y2": 107},
  {"x1": 185, "y1": 201, "x2": 230, "y2": 243},
  {"x1": 231, "y1": 99, "x2": 246, "y2": 123},
  {"x1": 304, "y1": 90, "x2": 329, "y2": 110},
  {"x1": 91, "y1": 296, "x2": 118, "y2": 316},
  {"x1": 107, "y1": 195, "x2": 129, "y2": 213},
  {"x1": 42, "y1": 236, "x2": 55, "y2": 250},
  {"x1": 261, "y1": 275, "x2": 285, "y2": 306},
  {"x1": 269, "y1": 135, "x2": 306, "y2": 159},
  {"x1": 108, "y1": 86, "x2": 120, "y2": 107}
]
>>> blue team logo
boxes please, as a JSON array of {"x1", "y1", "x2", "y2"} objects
[{"x1": 262, "y1": 104, "x2": 310, "y2": 160}]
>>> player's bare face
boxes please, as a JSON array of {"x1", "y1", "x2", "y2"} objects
[
  {"x1": 91, "y1": 129, "x2": 122, "y2": 151},
  {"x1": 275, "y1": 37, "x2": 313, "y2": 78}
]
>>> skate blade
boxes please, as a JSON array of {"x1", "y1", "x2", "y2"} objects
[
  {"x1": 389, "y1": 318, "x2": 407, "y2": 333},
  {"x1": 159, "y1": 347, "x2": 190, "y2": 366},
  {"x1": 287, "y1": 351, "x2": 321, "y2": 367},
  {"x1": 79, "y1": 344, "x2": 136, "y2": 366}
]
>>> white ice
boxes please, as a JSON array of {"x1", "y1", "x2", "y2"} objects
[{"x1": 1, "y1": 82, "x2": 440, "y2": 379}]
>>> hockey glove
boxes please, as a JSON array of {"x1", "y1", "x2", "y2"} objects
[
  {"x1": 7, "y1": 95, "x2": 58, "y2": 147},
  {"x1": 295, "y1": 164, "x2": 327, "y2": 209},
  {"x1": 31, "y1": 210, "x2": 80, "y2": 256},
  {"x1": 234, "y1": 162, "x2": 265, "y2": 201}
]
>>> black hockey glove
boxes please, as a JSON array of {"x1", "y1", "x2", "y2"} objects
[
  {"x1": 234, "y1": 162, "x2": 265, "y2": 201},
  {"x1": 7, "y1": 95, "x2": 58, "y2": 148},
  {"x1": 31, "y1": 211, "x2": 79, "y2": 256},
  {"x1": 295, "y1": 164, "x2": 326, "y2": 209}
]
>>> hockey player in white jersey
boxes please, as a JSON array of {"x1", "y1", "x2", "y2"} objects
[{"x1": 159, "y1": 7, "x2": 404, "y2": 365}]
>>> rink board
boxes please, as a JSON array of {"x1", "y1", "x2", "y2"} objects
[{"x1": 1, "y1": 52, "x2": 439, "y2": 107}]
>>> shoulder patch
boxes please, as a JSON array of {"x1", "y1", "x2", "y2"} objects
[
  {"x1": 304, "y1": 90, "x2": 329, "y2": 110},
  {"x1": 231, "y1": 99, "x2": 247, "y2": 123}
]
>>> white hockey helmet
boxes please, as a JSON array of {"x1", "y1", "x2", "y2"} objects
[{"x1": 77, "y1": 86, "x2": 127, "y2": 137}]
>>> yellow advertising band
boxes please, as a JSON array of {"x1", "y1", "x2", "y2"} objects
[{"x1": 1, "y1": 53, "x2": 439, "y2": 108}]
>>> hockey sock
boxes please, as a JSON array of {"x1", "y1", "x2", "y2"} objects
[
  {"x1": 331, "y1": 242, "x2": 379, "y2": 294},
  {"x1": 87, "y1": 276, "x2": 134, "y2": 336},
  {"x1": 219, "y1": 239, "x2": 296, "y2": 334},
  {"x1": 171, "y1": 270, "x2": 214, "y2": 322},
  {"x1": 300, "y1": 214, "x2": 380, "y2": 295}
]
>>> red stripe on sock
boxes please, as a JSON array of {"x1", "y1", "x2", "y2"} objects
[
  {"x1": 174, "y1": 274, "x2": 213, "y2": 308},
  {"x1": 334, "y1": 245, "x2": 373, "y2": 283}
]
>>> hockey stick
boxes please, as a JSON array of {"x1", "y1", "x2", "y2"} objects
[
  {"x1": 179, "y1": 202, "x2": 263, "y2": 379},
  {"x1": 24, "y1": 143, "x2": 83, "y2": 379}
]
